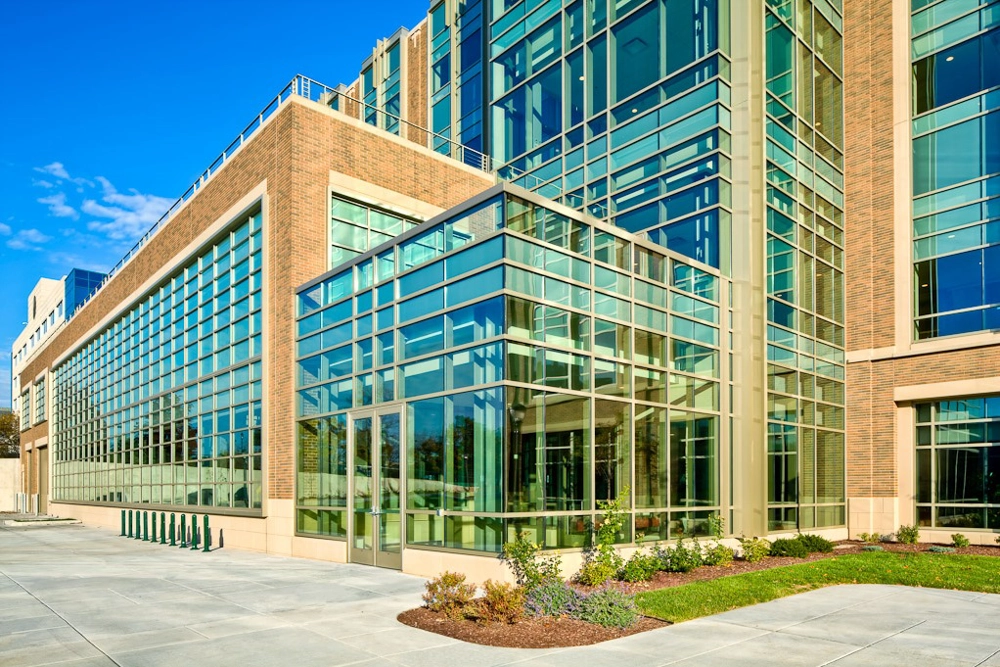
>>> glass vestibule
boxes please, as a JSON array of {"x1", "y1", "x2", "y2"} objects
[{"x1": 349, "y1": 406, "x2": 403, "y2": 568}]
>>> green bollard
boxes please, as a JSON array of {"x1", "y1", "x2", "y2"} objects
[
  {"x1": 202, "y1": 514, "x2": 210, "y2": 553},
  {"x1": 151, "y1": 512, "x2": 157, "y2": 543},
  {"x1": 134, "y1": 511, "x2": 141, "y2": 540},
  {"x1": 127, "y1": 510, "x2": 133, "y2": 538},
  {"x1": 190, "y1": 515, "x2": 199, "y2": 550},
  {"x1": 169, "y1": 513, "x2": 176, "y2": 546},
  {"x1": 142, "y1": 511, "x2": 149, "y2": 541},
  {"x1": 121, "y1": 510, "x2": 126, "y2": 537},
  {"x1": 180, "y1": 514, "x2": 187, "y2": 548},
  {"x1": 160, "y1": 513, "x2": 167, "y2": 545}
]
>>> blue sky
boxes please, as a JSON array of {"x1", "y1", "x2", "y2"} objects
[{"x1": 0, "y1": 0, "x2": 429, "y2": 407}]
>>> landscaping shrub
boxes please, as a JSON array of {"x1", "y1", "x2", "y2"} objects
[
  {"x1": 576, "y1": 487, "x2": 628, "y2": 585},
  {"x1": 996, "y1": 535, "x2": 1000, "y2": 545},
  {"x1": 795, "y1": 533, "x2": 834, "y2": 553},
  {"x1": 702, "y1": 542, "x2": 736, "y2": 566},
  {"x1": 769, "y1": 538, "x2": 809, "y2": 558},
  {"x1": 619, "y1": 550, "x2": 660, "y2": 582},
  {"x1": 858, "y1": 532, "x2": 881, "y2": 544},
  {"x1": 928, "y1": 545, "x2": 955, "y2": 553},
  {"x1": 501, "y1": 532, "x2": 562, "y2": 590},
  {"x1": 474, "y1": 580, "x2": 525, "y2": 624},
  {"x1": 577, "y1": 558, "x2": 618, "y2": 586},
  {"x1": 653, "y1": 539, "x2": 704, "y2": 573},
  {"x1": 861, "y1": 545, "x2": 884, "y2": 552},
  {"x1": 423, "y1": 571, "x2": 476, "y2": 618},
  {"x1": 737, "y1": 536, "x2": 771, "y2": 563},
  {"x1": 897, "y1": 524, "x2": 920, "y2": 545},
  {"x1": 952, "y1": 533, "x2": 971, "y2": 548},
  {"x1": 524, "y1": 579, "x2": 583, "y2": 617},
  {"x1": 573, "y1": 588, "x2": 639, "y2": 629}
]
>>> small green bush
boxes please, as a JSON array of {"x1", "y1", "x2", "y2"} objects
[
  {"x1": 928, "y1": 545, "x2": 955, "y2": 553},
  {"x1": 858, "y1": 532, "x2": 881, "y2": 544},
  {"x1": 769, "y1": 538, "x2": 809, "y2": 558},
  {"x1": 573, "y1": 588, "x2": 639, "y2": 629},
  {"x1": 897, "y1": 524, "x2": 920, "y2": 545},
  {"x1": 525, "y1": 579, "x2": 583, "y2": 617},
  {"x1": 577, "y1": 558, "x2": 618, "y2": 586},
  {"x1": 996, "y1": 535, "x2": 1000, "y2": 545},
  {"x1": 951, "y1": 533, "x2": 971, "y2": 548},
  {"x1": 619, "y1": 551, "x2": 660, "y2": 582},
  {"x1": 795, "y1": 533, "x2": 834, "y2": 553},
  {"x1": 423, "y1": 571, "x2": 476, "y2": 618},
  {"x1": 861, "y1": 545, "x2": 884, "y2": 552},
  {"x1": 702, "y1": 542, "x2": 736, "y2": 566},
  {"x1": 473, "y1": 580, "x2": 525, "y2": 624},
  {"x1": 653, "y1": 539, "x2": 704, "y2": 572},
  {"x1": 501, "y1": 533, "x2": 562, "y2": 590},
  {"x1": 737, "y1": 536, "x2": 771, "y2": 563}
]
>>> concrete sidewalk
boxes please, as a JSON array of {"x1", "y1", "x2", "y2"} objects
[{"x1": 2, "y1": 523, "x2": 999, "y2": 667}]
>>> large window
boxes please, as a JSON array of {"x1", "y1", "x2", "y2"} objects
[
  {"x1": 911, "y1": 24, "x2": 1000, "y2": 339},
  {"x1": 916, "y1": 396, "x2": 1000, "y2": 531},
  {"x1": 52, "y1": 211, "x2": 264, "y2": 510}
]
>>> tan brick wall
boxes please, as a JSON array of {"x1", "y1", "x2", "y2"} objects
[
  {"x1": 406, "y1": 23, "x2": 429, "y2": 146},
  {"x1": 21, "y1": 96, "x2": 493, "y2": 507},
  {"x1": 848, "y1": 345, "x2": 1000, "y2": 498},
  {"x1": 844, "y1": 0, "x2": 897, "y2": 355}
]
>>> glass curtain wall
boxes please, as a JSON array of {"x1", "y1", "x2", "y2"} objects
[
  {"x1": 361, "y1": 35, "x2": 405, "y2": 135},
  {"x1": 763, "y1": 0, "x2": 846, "y2": 530},
  {"x1": 485, "y1": 0, "x2": 734, "y2": 272},
  {"x1": 915, "y1": 395, "x2": 1000, "y2": 531},
  {"x1": 52, "y1": 210, "x2": 264, "y2": 509},
  {"x1": 911, "y1": 1, "x2": 1000, "y2": 339},
  {"x1": 295, "y1": 188, "x2": 730, "y2": 553}
]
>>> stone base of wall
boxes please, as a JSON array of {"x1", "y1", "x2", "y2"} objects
[{"x1": 848, "y1": 497, "x2": 901, "y2": 537}]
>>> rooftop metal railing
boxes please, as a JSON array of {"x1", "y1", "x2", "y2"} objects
[{"x1": 68, "y1": 74, "x2": 568, "y2": 322}]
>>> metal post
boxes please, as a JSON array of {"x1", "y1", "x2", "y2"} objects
[
  {"x1": 121, "y1": 510, "x2": 126, "y2": 537},
  {"x1": 180, "y1": 514, "x2": 187, "y2": 548},
  {"x1": 190, "y1": 515, "x2": 199, "y2": 550},
  {"x1": 127, "y1": 510, "x2": 133, "y2": 538},
  {"x1": 142, "y1": 511, "x2": 149, "y2": 541},
  {"x1": 160, "y1": 513, "x2": 167, "y2": 545},
  {"x1": 202, "y1": 514, "x2": 210, "y2": 552},
  {"x1": 135, "y1": 511, "x2": 141, "y2": 540},
  {"x1": 151, "y1": 512, "x2": 158, "y2": 543},
  {"x1": 170, "y1": 513, "x2": 176, "y2": 546}
]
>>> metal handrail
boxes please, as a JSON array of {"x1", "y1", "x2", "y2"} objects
[{"x1": 67, "y1": 74, "x2": 574, "y2": 323}]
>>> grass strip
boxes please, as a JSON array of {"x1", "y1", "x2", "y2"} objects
[{"x1": 636, "y1": 552, "x2": 1000, "y2": 623}]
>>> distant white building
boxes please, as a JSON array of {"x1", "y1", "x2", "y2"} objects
[{"x1": 10, "y1": 270, "x2": 105, "y2": 434}]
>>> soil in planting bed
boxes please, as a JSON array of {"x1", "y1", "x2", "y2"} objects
[
  {"x1": 399, "y1": 541, "x2": 1000, "y2": 648},
  {"x1": 397, "y1": 607, "x2": 669, "y2": 648}
]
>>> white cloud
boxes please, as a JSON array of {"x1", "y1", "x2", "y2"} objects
[
  {"x1": 33, "y1": 161, "x2": 93, "y2": 188},
  {"x1": 33, "y1": 179, "x2": 55, "y2": 189},
  {"x1": 0, "y1": 222, "x2": 10, "y2": 236},
  {"x1": 35, "y1": 162, "x2": 70, "y2": 180},
  {"x1": 82, "y1": 179, "x2": 173, "y2": 241},
  {"x1": 6, "y1": 228, "x2": 52, "y2": 251},
  {"x1": 37, "y1": 192, "x2": 80, "y2": 220}
]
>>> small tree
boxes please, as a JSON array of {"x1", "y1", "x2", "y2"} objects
[{"x1": 0, "y1": 412, "x2": 19, "y2": 458}]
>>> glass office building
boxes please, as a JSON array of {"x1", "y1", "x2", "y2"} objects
[{"x1": 294, "y1": 185, "x2": 732, "y2": 562}]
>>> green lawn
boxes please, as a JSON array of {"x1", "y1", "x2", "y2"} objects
[{"x1": 636, "y1": 552, "x2": 1000, "y2": 623}]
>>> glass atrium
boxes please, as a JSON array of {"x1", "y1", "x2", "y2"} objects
[{"x1": 295, "y1": 185, "x2": 731, "y2": 561}]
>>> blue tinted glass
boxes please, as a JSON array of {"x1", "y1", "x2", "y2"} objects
[{"x1": 936, "y1": 250, "x2": 983, "y2": 312}]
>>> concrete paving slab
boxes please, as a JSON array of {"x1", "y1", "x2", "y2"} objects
[{"x1": 3, "y1": 524, "x2": 1000, "y2": 667}]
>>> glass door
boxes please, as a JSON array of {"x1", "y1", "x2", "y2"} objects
[{"x1": 349, "y1": 406, "x2": 403, "y2": 569}]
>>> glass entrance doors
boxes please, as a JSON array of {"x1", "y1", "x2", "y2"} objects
[{"x1": 349, "y1": 407, "x2": 403, "y2": 569}]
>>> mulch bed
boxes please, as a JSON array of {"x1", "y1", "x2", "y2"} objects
[
  {"x1": 398, "y1": 540, "x2": 1000, "y2": 648},
  {"x1": 397, "y1": 607, "x2": 669, "y2": 648}
]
